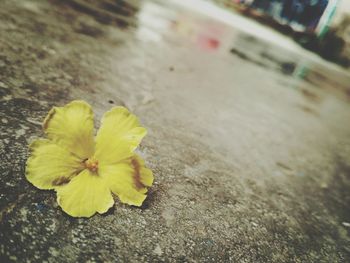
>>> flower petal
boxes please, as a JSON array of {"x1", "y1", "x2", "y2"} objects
[
  {"x1": 43, "y1": 100, "x2": 95, "y2": 159},
  {"x1": 94, "y1": 107, "x2": 146, "y2": 165},
  {"x1": 26, "y1": 139, "x2": 83, "y2": 190},
  {"x1": 56, "y1": 169, "x2": 114, "y2": 217},
  {"x1": 99, "y1": 155, "x2": 154, "y2": 206}
]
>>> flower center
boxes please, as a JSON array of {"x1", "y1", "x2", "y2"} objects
[{"x1": 84, "y1": 158, "x2": 99, "y2": 173}]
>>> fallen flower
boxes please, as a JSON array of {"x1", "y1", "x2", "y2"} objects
[{"x1": 26, "y1": 100, "x2": 153, "y2": 217}]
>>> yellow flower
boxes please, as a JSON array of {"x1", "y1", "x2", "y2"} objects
[{"x1": 25, "y1": 100, "x2": 153, "y2": 217}]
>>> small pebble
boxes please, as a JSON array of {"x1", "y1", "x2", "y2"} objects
[
  {"x1": 153, "y1": 244, "x2": 163, "y2": 256},
  {"x1": 342, "y1": 222, "x2": 350, "y2": 228}
]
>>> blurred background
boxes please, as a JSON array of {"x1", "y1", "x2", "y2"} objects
[{"x1": 215, "y1": 0, "x2": 350, "y2": 67}]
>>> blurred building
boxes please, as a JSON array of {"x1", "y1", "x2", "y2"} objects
[
  {"x1": 240, "y1": 0, "x2": 330, "y2": 32},
  {"x1": 214, "y1": 0, "x2": 350, "y2": 67}
]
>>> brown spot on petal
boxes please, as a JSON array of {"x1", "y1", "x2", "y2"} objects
[
  {"x1": 52, "y1": 177, "x2": 70, "y2": 186},
  {"x1": 131, "y1": 158, "x2": 145, "y2": 190}
]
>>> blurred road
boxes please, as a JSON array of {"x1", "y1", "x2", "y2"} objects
[{"x1": 0, "y1": 0, "x2": 350, "y2": 262}]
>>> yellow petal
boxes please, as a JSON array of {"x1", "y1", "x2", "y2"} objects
[
  {"x1": 94, "y1": 107, "x2": 146, "y2": 165},
  {"x1": 26, "y1": 139, "x2": 83, "y2": 190},
  {"x1": 56, "y1": 169, "x2": 114, "y2": 217},
  {"x1": 43, "y1": 100, "x2": 95, "y2": 159},
  {"x1": 99, "y1": 155, "x2": 153, "y2": 206}
]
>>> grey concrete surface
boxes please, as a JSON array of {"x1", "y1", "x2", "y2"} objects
[{"x1": 0, "y1": 0, "x2": 350, "y2": 262}]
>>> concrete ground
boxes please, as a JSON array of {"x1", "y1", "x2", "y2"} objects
[{"x1": 0, "y1": 0, "x2": 350, "y2": 262}]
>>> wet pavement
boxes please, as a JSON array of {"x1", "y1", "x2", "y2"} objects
[{"x1": 1, "y1": 0, "x2": 350, "y2": 262}]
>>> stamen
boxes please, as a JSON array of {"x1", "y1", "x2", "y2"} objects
[{"x1": 84, "y1": 158, "x2": 99, "y2": 173}]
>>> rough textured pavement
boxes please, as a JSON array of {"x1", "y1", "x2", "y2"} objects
[{"x1": 0, "y1": 0, "x2": 350, "y2": 262}]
